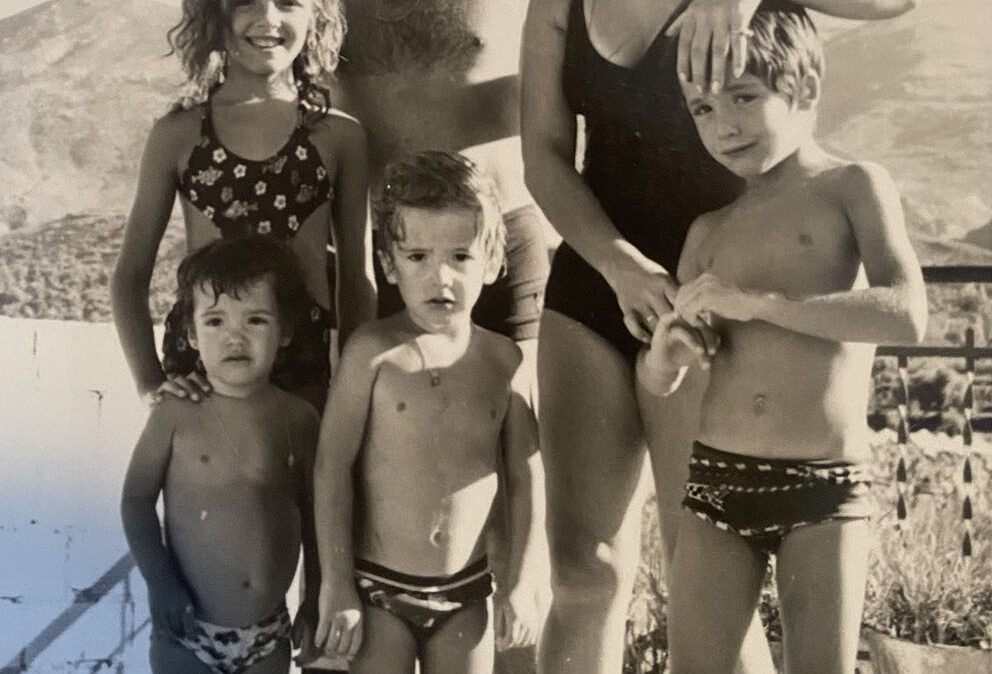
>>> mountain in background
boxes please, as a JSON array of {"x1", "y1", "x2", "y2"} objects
[
  {"x1": 0, "y1": 0, "x2": 990, "y2": 322},
  {"x1": 818, "y1": 0, "x2": 992, "y2": 258},
  {"x1": 0, "y1": 0, "x2": 181, "y2": 232}
]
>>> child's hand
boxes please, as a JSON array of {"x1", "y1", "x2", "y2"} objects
[
  {"x1": 314, "y1": 582, "x2": 363, "y2": 659},
  {"x1": 676, "y1": 272, "x2": 763, "y2": 324},
  {"x1": 494, "y1": 587, "x2": 541, "y2": 651},
  {"x1": 292, "y1": 599, "x2": 321, "y2": 666},
  {"x1": 638, "y1": 313, "x2": 711, "y2": 396},
  {"x1": 147, "y1": 576, "x2": 198, "y2": 640},
  {"x1": 145, "y1": 372, "x2": 212, "y2": 405}
]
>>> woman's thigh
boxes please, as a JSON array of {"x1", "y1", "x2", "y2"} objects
[
  {"x1": 637, "y1": 364, "x2": 708, "y2": 566},
  {"x1": 538, "y1": 309, "x2": 649, "y2": 580}
]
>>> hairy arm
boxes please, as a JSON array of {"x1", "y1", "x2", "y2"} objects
[
  {"x1": 111, "y1": 116, "x2": 182, "y2": 401},
  {"x1": 677, "y1": 163, "x2": 927, "y2": 345},
  {"x1": 328, "y1": 117, "x2": 377, "y2": 350},
  {"x1": 521, "y1": 0, "x2": 678, "y2": 343},
  {"x1": 120, "y1": 400, "x2": 196, "y2": 637},
  {"x1": 312, "y1": 325, "x2": 380, "y2": 657}
]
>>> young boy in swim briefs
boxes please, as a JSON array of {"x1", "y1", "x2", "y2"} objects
[
  {"x1": 638, "y1": 4, "x2": 928, "y2": 673},
  {"x1": 310, "y1": 151, "x2": 545, "y2": 672},
  {"x1": 121, "y1": 237, "x2": 322, "y2": 674}
]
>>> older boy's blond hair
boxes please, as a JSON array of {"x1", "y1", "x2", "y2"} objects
[{"x1": 745, "y1": 1, "x2": 824, "y2": 100}]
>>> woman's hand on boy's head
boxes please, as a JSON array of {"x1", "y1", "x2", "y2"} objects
[
  {"x1": 148, "y1": 372, "x2": 212, "y2": 405},
  {"x1": 666, "y1": 0, "x2": 762, "y2": 93}
]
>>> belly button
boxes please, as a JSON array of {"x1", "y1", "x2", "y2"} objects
[
  {"x1": 429, "y1": 528, "x2": 448, "y2": 547},
  {"x1": 242, "y1": 579, "x2": 251, "y2": 589},
  {"x1": 200, "y1": 454, "x2": 209, "y2": 464}
]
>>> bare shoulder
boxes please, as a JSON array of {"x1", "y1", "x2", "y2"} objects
[
  {"x1": 276, "y1": 388, "x2": 321, "y2": 433},
  {"x1": 308, "y1": 109, "x2": 367, "y2": 155},
  {"x1": 147, "y1": 395, "x2": 195, "y2": 432},
  {"x1": 149, "y1": 104, "x2": 202, "y2": 153},
  {"x1": 474, "y1": 326, "x2": 523, "y2": 375},
  {"x1": 678, "y1": 209, "x2": 723, "y2": 282},
  {"x1": 341, "y1": 317, "x2": 404, "y2": 368}
]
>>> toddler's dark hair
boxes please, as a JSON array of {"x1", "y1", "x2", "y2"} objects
[
  {"x1": 374, "y1": 151, "x2": 505, "y2": 265},
  {"x1": 177, "y1": 236, "x2": 310, "y2": 334},
  {"x1": 745, "y1": 1, "x2": 824, "y2": 99}
]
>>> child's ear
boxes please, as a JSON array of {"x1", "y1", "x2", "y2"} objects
[
  {"x1": 279, "y1": 325, "x2": 293, "y2": 348},
  {"x1": 796, "y1": 71, "x2": 821, "y2": 110},
  {"x1": 483, "y1": 255, "x2": 503, "y2": 285},
  {"x1": 377, "y1": 249, "x2": 398, "y2": 285}
]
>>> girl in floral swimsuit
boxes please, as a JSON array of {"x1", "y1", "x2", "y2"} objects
[{"x1": 112, "y1": 0, "x2": 376, "y2": 411}]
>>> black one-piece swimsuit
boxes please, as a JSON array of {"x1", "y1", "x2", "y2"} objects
[{"x1": 545, "y1": 0, "x2": 743, "y2": 362}]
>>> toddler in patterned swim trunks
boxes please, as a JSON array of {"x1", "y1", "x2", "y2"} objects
[
  {"x1": 121, "y1": 237, "x2": 322, "y2": 673},
  {"x1": 636, "y1": 3, "x2": 927, "y2": 673}
]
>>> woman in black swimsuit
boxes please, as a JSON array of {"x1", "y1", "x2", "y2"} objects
[{"x1": 521, "y1": 0, "x2": 916, "y2": 670}]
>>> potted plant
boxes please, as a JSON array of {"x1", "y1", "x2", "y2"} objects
[{"x1": 862, "y1": 493, "x2": 992, "y2": 674}]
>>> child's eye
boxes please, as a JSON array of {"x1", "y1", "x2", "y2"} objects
[
  {"x1": 733, "y1": 94, "x2": 757, "y2": 105},
  {"x1": 248, "y1": 316, "x2": 271, "y2": 325},
  {"x1": 453, "y1": 252, "x2": 474, "y2": 263},
  {"x1": 205, "y1": 317, "x2": 223, "y2": 327},
  {"x1": 407, "y1": 253, "x2": 426, "y2": 262},
  {"x1": 690, "y1": 103, "x2": 712, "y2": 117}
]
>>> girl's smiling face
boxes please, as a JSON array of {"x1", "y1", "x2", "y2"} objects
[{"x1": 225, "y1": 0, "x2": 314, "y2": 79}]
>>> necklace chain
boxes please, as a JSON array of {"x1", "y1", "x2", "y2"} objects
[{"x1": 207, "y1": 392, "x2": 296, "y2": 469}]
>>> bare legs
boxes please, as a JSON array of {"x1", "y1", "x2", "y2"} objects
[
  {"x1": 638, "y1": 369, "x2": 775, "y2": 674},
  {"x1": 667, "y1": 515, "x2": 871, "y2": 674},
  {"x1": 538, "y1": 310, "x2": 773, "y2": 673},
  {"x1": 537, "y1": 310, "x2": 649, "y2": 673}
]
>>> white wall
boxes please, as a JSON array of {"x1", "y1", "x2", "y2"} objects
[{"x1": 0, "y1": 318, "x2": 153, "y2": 672}]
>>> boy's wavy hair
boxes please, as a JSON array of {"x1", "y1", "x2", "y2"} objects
[
  {"x1": 745, "y1": 0, "x2": 824, "y2": 100},
  {"x1": 167, "y1": 0, "x2": 345, "y2": 113},
  {"x1": 178, "y1": 236, "x2": 311, "y2": 335},
  {"x1": 374, "y1": 151, "x2": 506, "y2": 269}
]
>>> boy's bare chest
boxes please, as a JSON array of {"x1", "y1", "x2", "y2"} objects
[
  {"x1": 171, "y1": 409, "x2": 299, "y2": 488},
  {"x1": 698, "y1": 196, "x2": 860, "y2": 295}
]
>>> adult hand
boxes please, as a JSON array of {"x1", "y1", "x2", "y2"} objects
[
  {"x1": 143, "y1": 372, "x2": 212, "y2": 405},
  {"x1": 147, "y1": 576, "x2": 198, "y2": 640},
  {"x1": 665, "y1": 0, "x2": 762, "y2": 93},
  {"x1": 608, "y1": 255, "x2": 680, "y2": 344},
  {"x1": 313, "y1": 582, "x2": 363, "y2": 659}
]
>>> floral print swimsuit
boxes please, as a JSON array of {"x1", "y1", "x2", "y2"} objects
[{"x1": 162, "y1": 100, "x2": 334, "y2": 398}]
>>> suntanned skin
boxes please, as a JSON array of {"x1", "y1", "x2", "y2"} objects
[
  {"x1": 121, "y1": 277, "x2": 322, "y2": 672},
  {"x1": 334, "y1": 0, "x2": 531, "y2": 211},
  {"x1": 124, "y1": 389, "x2": 317, "y2": 625},
  {"x1": 638, "y1": 63, "x2": 926, "y2": 674},
  {"x1": 312, "y1": 206, "x2": 544, "y2": 669},
  {"x1": 112, "y1": 0, "x2": 376, "y2": 405}
]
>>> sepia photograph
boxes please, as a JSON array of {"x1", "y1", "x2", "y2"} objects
[{"x1": 1, "y1": 0, "x2": 990, "y2": 672}]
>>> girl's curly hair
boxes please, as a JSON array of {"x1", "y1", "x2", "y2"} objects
[{"x1": 167, "y1": 0, "x2": 345, "y2": 112}]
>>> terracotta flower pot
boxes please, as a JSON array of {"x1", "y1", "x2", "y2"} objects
[{"x1": 866, "y1": 630, "x2": 992, "y2": 674}]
